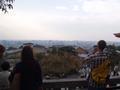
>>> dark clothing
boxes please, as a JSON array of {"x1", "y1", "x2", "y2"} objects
[
  {"x1": 9, "y1": 60, "x2": 43, "y2": 90},
  {"x1": 0, "y1": 58, "x2": 5, "y2": 71}
]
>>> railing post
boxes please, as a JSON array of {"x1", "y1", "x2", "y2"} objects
[
  {"x1": 68, "y1": 87, "x2": 75, "y2": 90},
  {"x1": 43, "y1": 88, "x2": 50, "y2": 90},
  {"x1": 53, "y1": 88, "x2": 61, "y2": 90}
]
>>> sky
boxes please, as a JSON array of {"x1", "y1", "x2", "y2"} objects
[{"x1": 0, "y1": 0, "x2": 120, "y2": 41}]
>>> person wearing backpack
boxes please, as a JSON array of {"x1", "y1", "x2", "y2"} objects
[{"x1": 87, "y1": 40, "x2": 111, "y2": 90}]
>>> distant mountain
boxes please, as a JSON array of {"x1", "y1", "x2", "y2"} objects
[{"x1": 0, "y1": 40, "x2": 120, "y2": 50}]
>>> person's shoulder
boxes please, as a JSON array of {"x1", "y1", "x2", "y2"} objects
[
  {"x1": 0, "y1": 71, "x2": 9, "y2": 77},
  {"x1": 87, "y1": 52, "x2": 105, "y2": 60},
  {"x1": 0, "y1": 72, "x2": 3, "y2": 75},
  {"x1": 0, "y1": 71, "x2": 10, "y2": 76}
]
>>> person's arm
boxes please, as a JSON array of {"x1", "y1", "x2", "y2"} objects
[
  {"x1": 82, "y1": 55, "x2": 94, "y2": 65},
  {"x1": 10, "y1": 73, "x2": 20, "y2": 90}
]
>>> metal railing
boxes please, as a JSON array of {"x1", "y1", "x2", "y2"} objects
[{"x1": 43, "y1": 76, "x2": 120, "y2": 90}]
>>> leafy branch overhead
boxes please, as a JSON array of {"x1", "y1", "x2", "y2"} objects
[{"x1": 0, "y1": 0, "x2": 14, "y2": 13}]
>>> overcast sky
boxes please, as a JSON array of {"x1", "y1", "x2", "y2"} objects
[{"x1": 0, "y1": 0, "x2": 120, "y2": 41}]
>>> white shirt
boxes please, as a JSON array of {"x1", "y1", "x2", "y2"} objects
[{"x1": 0, "y1": 71, "x2": 10, "y2": 89}]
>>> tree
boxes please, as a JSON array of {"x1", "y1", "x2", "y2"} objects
[
  {"x1": 0, "y1": 0, "x2": 14, "y2": 13},
  {"x1": 58, "y1": 46, "x2": 76, "y2": 55},
  {"x1": 41, "y1": 53, "x2": 81, "y2": 77},
  {"x1": 107, "y1": 45, "x2": 120, "y2": 69}
]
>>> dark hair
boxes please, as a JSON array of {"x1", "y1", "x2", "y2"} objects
[
  {"x1": 21, "y1": 46, "x2": 34, "y2": 62},
  {"x1": 97, "y1": 40, "x2": 106, "y2": 51},
  {"x1": 0, "y1": 44, "x2": 5, "y2": 53},
  {"x1": 1, "y1": 61, "x2": 10, "y2": 71}
]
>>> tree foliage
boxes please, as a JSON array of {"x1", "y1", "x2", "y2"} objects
[
  {"x1": 107, "y1": 45, "x2": 120, "y2": 68},
  {"x1": 0, "y1": 0, "x2": 14, "y2": 13},
  {"x1": 50, "y1": 46, "x2": 76, "y2": 55},
  {"x1": 40, "y1": 53, "x2": 81, "y2": 77},
  {"x1": 58, "y1": 46, "x2": 75, "y2": 55}
]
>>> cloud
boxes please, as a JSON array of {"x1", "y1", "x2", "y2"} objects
[
  {"x1": 72, "y1": 5, "x2": 79, "y2": 11},
  {"x1": 56, "y1": 6, "x2": 68, "y2": 10},
  {"x1": 82, "y1": 0, "x2": 120, "y2": 14},
  {"x1": 1, "y1": 0, "x2": 120, "y2": 41},
  {"x1": 0, "y1": 9, "x2": 120, "y2": 41}
]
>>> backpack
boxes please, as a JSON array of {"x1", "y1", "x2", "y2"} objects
[{"x1": 91, "y1": 60, "x2": 111, "y2": 84}]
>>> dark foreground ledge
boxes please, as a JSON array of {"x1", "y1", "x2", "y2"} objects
[{"x1": 43, "y1": 76, "x2": 120, "y2": 90}]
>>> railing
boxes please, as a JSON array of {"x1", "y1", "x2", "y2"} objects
[{"x1": 43, "y1": 76, "x2": 120, "y2": 90}]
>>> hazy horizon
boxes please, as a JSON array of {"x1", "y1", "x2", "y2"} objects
[
  {"x1": 1, "y1": 40, "x2": 120, "y2": 49},
  {"x1": 0, "y1": 0, "x2": 120, "y2": 41},
  {"x1": 0, "y1": 40, "x2": 120, "y2": 42}
]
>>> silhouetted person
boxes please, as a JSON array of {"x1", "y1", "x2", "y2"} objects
[
  {"x1": 9, "y1": 46, "x2": 43, "y2": 90},
  {"x1": 0, "y1": 44, "x2": 5, "y2": 71},
  {"x1": 0, "y1": 61, "x2": 10, "y2": 90}
]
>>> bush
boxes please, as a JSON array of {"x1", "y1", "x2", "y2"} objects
[{"x1": 41, "y1": 53, "x2": 81, "y2": 77}]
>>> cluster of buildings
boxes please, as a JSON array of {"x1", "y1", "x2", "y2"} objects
[{"x1": 5, "y1": 43, "x2": 90, "y2": 59}]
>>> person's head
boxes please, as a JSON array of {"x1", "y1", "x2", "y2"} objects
[
  {"x1": 1, "y1": 61, "x2": 10, "y2": 71},
  {"x1": 0, "y1": 44, "x2": 5, "y2": 58},
  {"x1": 97, "y1": 40, "x2": 107, "y2": 51},
  {"x1": 21, "y1": 46, "x2": 34, "y2": 62}
]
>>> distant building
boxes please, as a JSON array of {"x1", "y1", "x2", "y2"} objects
[
  {"x1": 7, "y1": 47, "x2": 18, "y2": 51},
  {"x1": 6, "y1": 49, "x2": 21, "y2": 54},
  {"x1": 20, "y1": 43, "x2": 34, "y2": 48},
  {"x1": 78, "y1": 54, "x2": 88, "y2": 59},
  {"x1": 52, "y1": 45, "x2": 65, "y2": 48},
  {"x1": 75, "y1": 47, "x2": 88, "y2": 60},
  {"x1": 33, "y1": 45, "x2": 47, "y2": 54},
  {"x1": 48, "y1": 45, "x2": 64, "y2": 52},
  {"x1": 75, "y1": 47, "x2": 88, "y2": 54}
]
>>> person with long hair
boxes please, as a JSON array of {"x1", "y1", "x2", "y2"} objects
[{"x1": 9, "y1": 46, "x2": 43, "y2": 90}]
